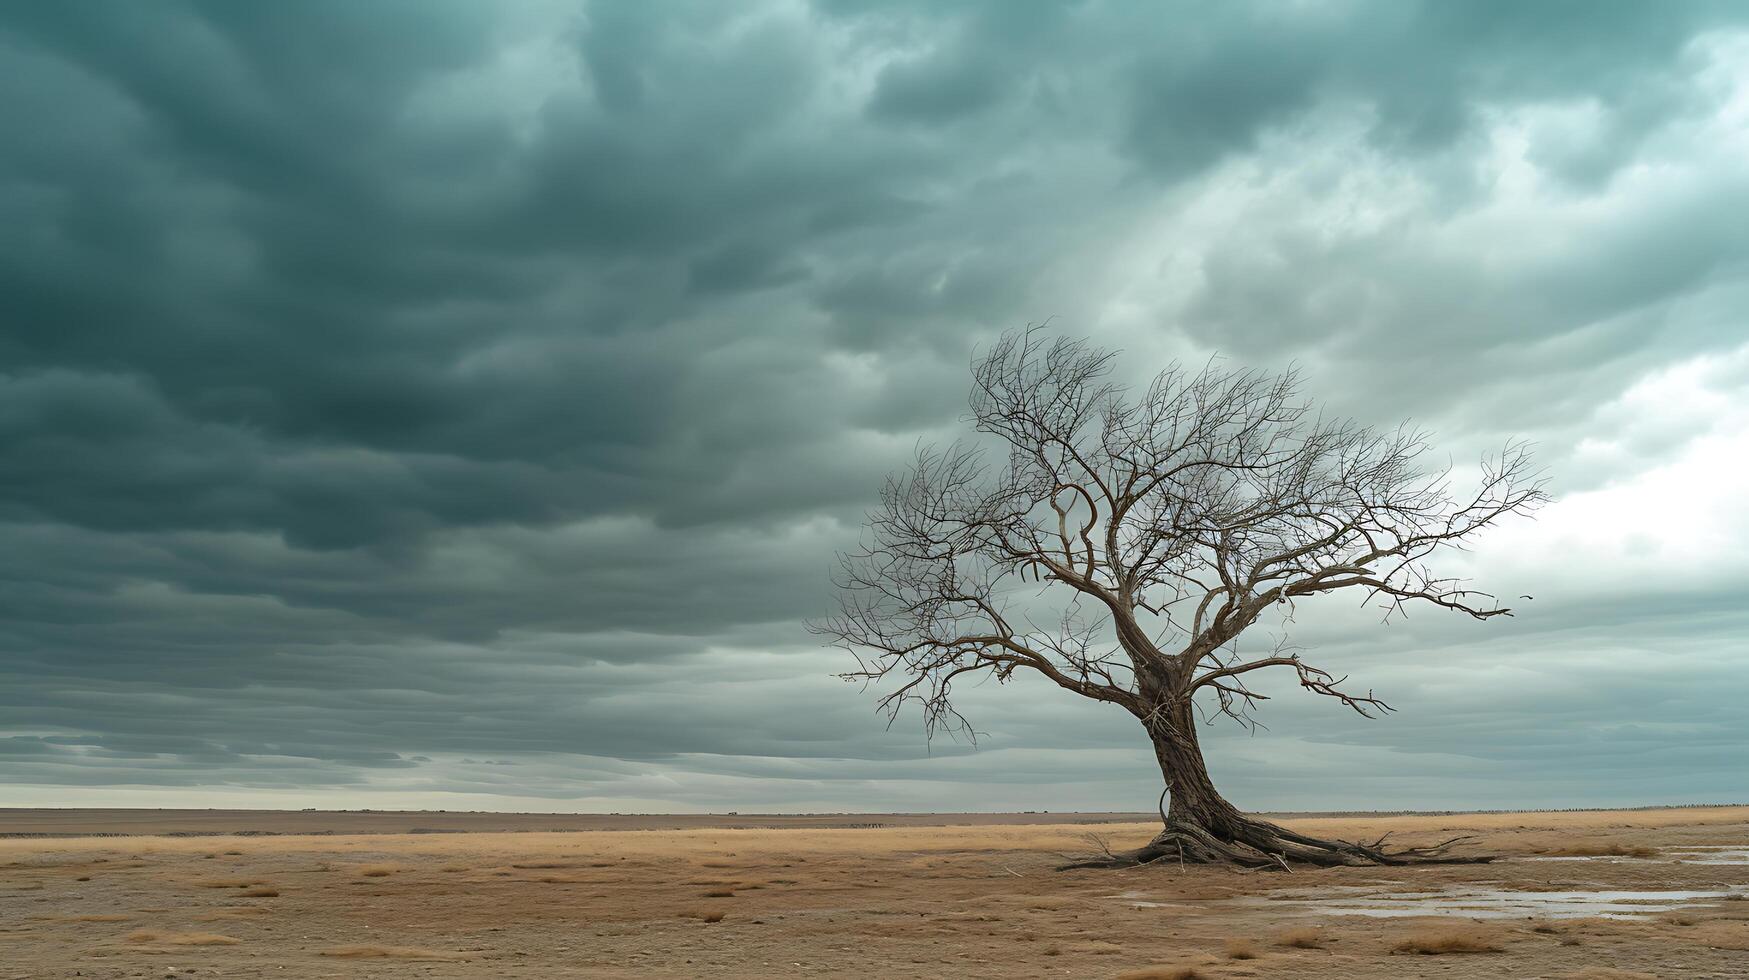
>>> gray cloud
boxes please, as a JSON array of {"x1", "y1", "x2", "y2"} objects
[{"x1": 2, "y1": 0, "x2": 1746, "y2": 810}]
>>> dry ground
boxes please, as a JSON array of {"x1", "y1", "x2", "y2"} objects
[
  {"x1": 0, "y1": 808, "x2": 1157, "y2": 837},
  {"x1": 2, "y1": 807, "x2": 1746, "y2": 978}
]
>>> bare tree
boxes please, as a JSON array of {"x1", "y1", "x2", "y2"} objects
[{"x1": 814, "y1": 330, "x2": 1546, "y2": 867}]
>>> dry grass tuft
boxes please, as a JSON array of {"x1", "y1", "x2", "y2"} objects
[
  {"x1": 239, "y1": 887, "x2": 279, "y2": 897},
  {"x1": 1223, "y1": 938, "x2": 1259, "y2": 960},
  {"x1": 1541, "y1": 841, "x2": 1658, "y2": 858},
  {"x1": 1686, "y1": 921, "x2": 1749, "y2": 950},
  {"x1": 357, "y1": 864, "x2": 399, "y2": 877},
  {"x1": 1115, "y1": 968, "x2": 1202, "y2": 980},
  {"x1": 1275, "y1": 926, "x2": 1325, "y2": 949},
  {"x1": 320, "y1": 945, "x2": 465, "y2": 960},
  {"x1": 1391, "y1": 926, "x2": 1504, "y2": 955},
  {"x1": 125, "y1": 930, "x2": 242, "y2": 946}
]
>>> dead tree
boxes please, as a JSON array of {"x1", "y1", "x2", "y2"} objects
[{"x1": 814, "y1": 330, "x2": 1546, "y2": 867}]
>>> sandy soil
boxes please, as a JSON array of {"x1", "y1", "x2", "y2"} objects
[{"x1": 2, "y1": 807, "x2": 1746, "y2": 978}]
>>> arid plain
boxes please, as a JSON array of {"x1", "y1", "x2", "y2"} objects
[{"x1": 2, "y1": 807, "x2": 1746, "y2": 979}]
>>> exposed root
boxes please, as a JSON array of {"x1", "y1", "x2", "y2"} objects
[{"x1": 1059, "y1": 817, "x2": 1491, "y2": 870}]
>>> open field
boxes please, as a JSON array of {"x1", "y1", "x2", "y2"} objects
[
  {"x1": 0, "y1": 808, "x2": 1158, "y2": 838},
  {"x1": 2, "y1": 806, "x2": 1745, "y2": 978}
]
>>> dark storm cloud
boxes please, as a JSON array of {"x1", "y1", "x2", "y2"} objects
[{"x1": 2, "y1": 0, "x2": 1747, "y2": 808}]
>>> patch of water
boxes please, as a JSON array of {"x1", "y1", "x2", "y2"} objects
[
  {"x1": 1668, "y1": 846, "x2": 1749, "y2": 866},
  {"x1": 1229, "y1": 884, "x2": 1748, "y2": 920},
  {"x1": 1516, "y1": 855, "x2": 1658, "y2": 863}
]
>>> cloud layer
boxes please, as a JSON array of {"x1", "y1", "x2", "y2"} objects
[{"x1": 2, "y1": 0, "x2": 1746, "y2": 811}]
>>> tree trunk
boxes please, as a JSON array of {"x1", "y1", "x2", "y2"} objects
[
  {"x1": 1150, "y1": 700, "x2": 1246, "y2": 835},
  {"x1": 1060, "y1": 698, "x2": 1491, "y2": 869}
]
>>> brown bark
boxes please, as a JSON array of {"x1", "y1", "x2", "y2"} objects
[{"x1": 1150, "y1": 700, "x2": 1245, "y2": 833}]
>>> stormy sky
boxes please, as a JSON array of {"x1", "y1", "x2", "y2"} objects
[{"x1": 3, "y1": 1, "x2": 1747, "y2": 814}]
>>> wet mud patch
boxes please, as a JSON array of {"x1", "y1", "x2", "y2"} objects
[
  {"x1": 1667, "y1": 845, "x2": 1749, "y2": 865},
  {"x1": 1231, "y1": 882, "x2": 1749, "y2": 919}
]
